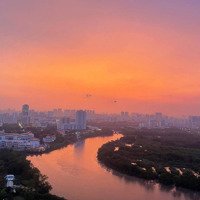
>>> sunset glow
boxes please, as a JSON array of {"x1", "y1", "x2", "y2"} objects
[{"x1": 1, "y1": 0, "x2": 200, "y2": 115}]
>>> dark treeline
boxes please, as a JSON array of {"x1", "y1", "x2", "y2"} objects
[
  {"x1": 0, "y1": 124, "x2": 24, "y2": 133},
  {"x1": 98, "y1": 129, "x2": 200, "y2": 191},
  {"x1": 0, "y1": 150, "x2": 66, "y2": 200}
]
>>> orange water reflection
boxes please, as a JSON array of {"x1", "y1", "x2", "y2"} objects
[{"x1": 28, "y1": 135, "x2": 200, "y2": 200}]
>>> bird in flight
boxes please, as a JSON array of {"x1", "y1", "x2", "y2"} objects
[{"x1": 85, "y1": 94, "x2": 92, "y2": 98}]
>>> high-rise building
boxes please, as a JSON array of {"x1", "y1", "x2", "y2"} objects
[
  {"x1": 76, "y1": 110, "x2": 87, "y2": 130},
  {"x1": 120, "y1": 111, "x2": 129, "y2": 121},
  {"x1": 22, "y1": 104, "x2": 29, "y2": 115},
  {"x1": 21, "y1": 104, "x2": 30, "y2": 125}
]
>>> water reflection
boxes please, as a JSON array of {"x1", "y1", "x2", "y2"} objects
[
  {"x1": 73, "y1": 140, "x2": 85, "y2": 157},
  {"x1": 28, "y1": 135, "x2": 200, "y2": 200},
  {"x1": 100, "y1": 162, "x2": 156, "y2": 192}
]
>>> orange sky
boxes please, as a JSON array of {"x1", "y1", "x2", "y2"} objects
[{"x1": 1, "y1": 0, "x2": 200, "y2": 115}]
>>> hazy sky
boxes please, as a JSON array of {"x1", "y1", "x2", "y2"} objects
[{"x1": 1, "y1": 0, "x2": 200, "y2": 115}]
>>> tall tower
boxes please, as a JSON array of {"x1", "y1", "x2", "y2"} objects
[
  {"x1": 22, "y1": 104, "x2": 29, "y2": 116},
  {"x1": 76, "y1": 110, "x2": 87, "y2": 130},
  {"x1": 21, "y1": 104, "x2": 30, "y2": 125}
]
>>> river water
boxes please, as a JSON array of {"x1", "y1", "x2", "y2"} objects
[{"x1": 27, "y1": 134, "x2": 200, "y2": 200}]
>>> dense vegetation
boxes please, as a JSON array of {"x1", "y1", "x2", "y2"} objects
[
  {"x1": 0, "y1": 150, "x2": 65, "y2": 200},
  {"x1": 0, "y1": 124, "x2": 24, "y2": 133},
  {"x1": 98, "y1": 129, "x2": 200, "y2": 191}
]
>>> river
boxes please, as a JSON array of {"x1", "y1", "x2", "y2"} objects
[{"x1": 27, "y1": 134, "x2": 200, "y2": 200}]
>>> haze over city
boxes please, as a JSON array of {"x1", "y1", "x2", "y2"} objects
[
  {"x1": 1, "y1": 0, "x2": 200, "y2": 116},
  {"x1": 2, "y1": 1, "x2": 200, "y2": 200}
]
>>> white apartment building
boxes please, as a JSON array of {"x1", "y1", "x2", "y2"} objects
[{"x1": 0, "y1": 131, "x2": 40, "y2": 150}]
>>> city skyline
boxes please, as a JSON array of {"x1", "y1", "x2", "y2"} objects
[
  {"x1": 1, "y1": 0, "x2": 200, "y2": 116},
  {"x1": 0, "y1": 104, "x2": 198, "y2": 118},
  {"x1": 1, "y1": 2, "x2": 200, "y2": 200}
]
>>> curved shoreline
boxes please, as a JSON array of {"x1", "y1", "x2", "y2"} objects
[
  {"x1": 28, "y1": 133, "x2": 200, "y2": 200},
  {"x1": 97, "y1": 136, "x2": 200, "y2": 192}
]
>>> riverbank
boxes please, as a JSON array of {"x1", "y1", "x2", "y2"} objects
[
  {"x1": 97, "y1": 129, "x2": 200, "y2": 191},
  {"x1": 27, "y1": 134, "x2": 125, "y2": 200},
  {"x1": 7, "y1": 130, "x2": 113, "y2": 200},
  {"x1": 0, "y1": 150, "x2": 66, "y2": 200},
  {"x1": 28, "y1": 133, "x2": 199, "y2": 200},
  {"x1": 0, "y1": 129, "x2": 114, "y2": 199},
  {"x1": 29, "y1": 128, "x2": 114, "y2": 156}
]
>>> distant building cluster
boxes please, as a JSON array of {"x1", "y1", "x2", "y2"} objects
[
  {"x1": 0, "y1": 105, "x2": 95, "y2": 152},
  {"x1": 1, "y1": 104, "x2": 200, "y2": 132},
  {"x1": 57, "y1": 110, "x2": 87, "y2": 131},
  {"x1": 0, "y1": 105, "x2": 93, "y2": 130}
]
